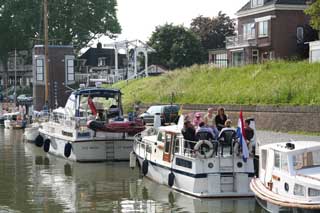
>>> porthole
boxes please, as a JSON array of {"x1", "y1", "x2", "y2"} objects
[
  {"x1": 284, "y1": 183, "x2": 289, "y2": 192},
  {"x1": 237, "y1": 162, "x2": 243, "y2": 168},
  {"x1": 208, "y1": 162, "x2": 214, "y2": 168}
]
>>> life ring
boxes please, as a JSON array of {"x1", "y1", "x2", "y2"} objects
[
  {"x1": 142, "y1": 159, "x2": 148, "y2": 176},
  {"x1": 194, "y1": 140, "x2": 214, "y2": 159},
  {"x1": 35, "y1": 135, "x2": 44, "y2": 147},
  {"x1": 43, "y1": 139, "x2": 51, "y2": 152},
  {"x1": 168, "y1": 172, "x2": 175, "y2": 187},
  {"x1": 64, "y1": 143, "x2": 72, "y2": 158}
]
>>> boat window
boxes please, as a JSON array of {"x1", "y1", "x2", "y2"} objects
[
  {"x1": 293, "y1": 151, "x2": 320, "y2": 170},
  {"x1": 261, "y1": 149, "x2": 267, "y2": 170},
  {"x1": 294, "y1": 184, "x2": 305, "y2": 196},
  {"x1": 157, "y1": 132, "x2": 163, "y2": 142},
  {"x1": 281, "y1": 153, "x2": 288, "y2": 172},
  {"x1": 308, "y1": 188, "x2": 320, "y2": 197},
  {"x1": 274, "y1": 151, "x2": 280, "y2": 169},
  {"x1": 164, "y1": 133, "x2": 171, "y2": 153},
  {"x1": 174, "y1": 137, "x2": 180, "y2": 153}
]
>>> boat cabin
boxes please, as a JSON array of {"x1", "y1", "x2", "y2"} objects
[{"x1": 259, "y1": 141, "x2": 320, "y2": 200}]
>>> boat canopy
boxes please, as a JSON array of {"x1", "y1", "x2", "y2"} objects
[{"x1": 73, "y1": 88, "x2": 121, "y2": 98}]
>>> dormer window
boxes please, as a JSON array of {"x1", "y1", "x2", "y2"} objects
[
  {"x1": 251, "y1": 0, "x2": 263, "y2": 8},
  {"x1": 98, "y1": 57, "x2": 106, "y2": 66}
]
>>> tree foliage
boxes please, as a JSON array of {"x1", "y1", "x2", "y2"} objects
[
  {"x1": 305, "y1": 0, "x2": 320, "y2": 34},
  {"x1": 148, "y1": 24, "x2": 204, "y2": 70},
  {"x1": 0, "y1": 0, "x2": 121, "y2": 89},
  {"x1": 190, "y1": 11, "x2": 235, "y2": 52}
]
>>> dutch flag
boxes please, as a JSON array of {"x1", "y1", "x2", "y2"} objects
[{"x1": 236, "y1": 111, "x2": 249, "y2": 162}]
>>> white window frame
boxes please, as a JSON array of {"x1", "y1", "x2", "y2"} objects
[
  {"x1": 243, "y1": 23, "x2": 256, "y2": 40},
  {"x1": 297, "y1": 26, "x2": 304, "y2": 44},
  {"x1": 251, "y1": 0, "x2": 263, "y2": 8},
  {"x1": 259, "y1": 21, "x2": 268, "y2": 37},
  {"x1": 98, "y1": 57, "x2": 106, "y2": 66},
  {"x1": 35, "y1": 57, "x2": 45, "y2": 81},
  {"x1": 65, "y1": 55, "x2": 75, "y2": 83}
]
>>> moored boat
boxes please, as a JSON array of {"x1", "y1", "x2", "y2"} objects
[
  {"x1": 133, "y1": 116, "x2": 255, "y2": 198},
  {"x1": 250, "y1": 141, "x2": 320, "y2": 210},
  {"x1": 38, "y1": 86, "x2": 145, "y2": 162}
]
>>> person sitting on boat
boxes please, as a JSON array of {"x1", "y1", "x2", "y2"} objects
[
  {"x1": 218, "y1": 119, "x2": 237, "y2": 156},
  {"x1": 192, "y1": 112, "x2": 202, "y2": 128},
  {"x1": 196, "y1": 122, "x2": 215, "y2": 141},
  {"x1": 181, "y1": 120, "x2": 196, "y2": 150},
  {"x1": 244, "y1": 119, "x2": 254, "y2": 154},
  {"x1": 204, "y1": 107, "x2": 219, "y2": 140},
  {"x1": 215, "y1": 107, "x2": 228, "y2": 131},
  {"x1": 96, "y1": 109, "x2": 106, "y2": 122}
]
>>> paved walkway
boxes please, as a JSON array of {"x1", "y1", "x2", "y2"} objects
[{"x1": 256, "y1": 130, "x2": 320, "y2": 145}]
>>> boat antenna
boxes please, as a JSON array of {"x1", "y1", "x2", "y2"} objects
[{"x1": 44, "y1": 0, "x2": 49, "y2": 105}]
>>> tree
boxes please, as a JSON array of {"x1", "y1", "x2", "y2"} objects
[
  {"x1": 190, "y1": 11, "x2": 235, "y2": 59},
  {"x1": 148, "y1": 24, "x2": 204, "y2": 70},
  {"x1": 0, "y1": 0, "x2": 121, "y2": 89},
  {"x1": 305, "y1": 0, "x2": 320, "y2": 37}
]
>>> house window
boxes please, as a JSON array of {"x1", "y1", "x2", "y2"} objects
[
  {"x1": 98, "y1": 57, "x2": 106, "y2": 66},
  {"x1": 252, "y1": 49, "x2": 259, "y2": 64},
  {"x1": 36, "y1": 58, "x2": 44, "y2": 81},
  {"x1": 65, "y1": 55, "x2": 75, "y2": 82},
  {"x1": 251, "y1": 0, "x2": 263, "y2": 8},
  {"x1": 259, "y1": 21, "x2": 268, "y2": 37},
  {"x1": 297, "y1": 26, "x2": 304, "y2": 44},
  {"x1": 243, "y1": 23, "x2": 255, "y2": 40}
]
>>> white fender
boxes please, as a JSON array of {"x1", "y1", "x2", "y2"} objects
[{"x1": 194, "y1": 140, "x2": 214, "y2": 159}]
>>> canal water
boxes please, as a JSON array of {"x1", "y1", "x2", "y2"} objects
[{"x1": 0, "y1": 128, "x2": 265, "y2": 213}]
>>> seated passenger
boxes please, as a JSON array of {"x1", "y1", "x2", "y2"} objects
[
  {"x1": 96, "y1": 109, "x2": 106, "y2": 121},
  {"x1": 218, "y1": 119, "x2": 237, "y2": 156},
  {"x1": 181, "y1": 120, "x2": 196, "y2": 150},
  {"x1": 192, "y1": 112, "x2": 203, "y2": 128},
  {"x1": 196, "y1": 122, "x2": 215, "y2": 141},
  {"x1": 215, "y1": 107, "x2": 227, "y2": 131},
  {"x1": 244, "y1": 119, "x2": 254, "y2": 154}
]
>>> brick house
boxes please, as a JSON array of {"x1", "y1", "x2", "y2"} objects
[
  {"x1": 209, "y1": 0, "x2": 318, "y2": 67},
  {"x1": 33, "y1": 45, "x2": 74, "y2": 110}
]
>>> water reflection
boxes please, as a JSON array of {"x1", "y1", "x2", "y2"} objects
[{"x1": 0, "y1": 129, "x2": 263, "y2": 212}]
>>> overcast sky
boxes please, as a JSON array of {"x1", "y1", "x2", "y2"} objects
[{"x1": 115, "y1": 0, "x2": 249, "y2": 42}]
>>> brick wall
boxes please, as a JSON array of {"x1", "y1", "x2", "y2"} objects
[{"x1": 139, "y1": 104, "x2": 320, "y2": 132}]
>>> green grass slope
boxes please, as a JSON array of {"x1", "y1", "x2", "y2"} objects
[{"x1": 111, "y1": 61, "x2": 320, "y2": 111}]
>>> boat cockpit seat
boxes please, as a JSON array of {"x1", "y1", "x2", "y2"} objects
[{"x1": 218, "y1": 129, "x2": 237, "y2": 156}]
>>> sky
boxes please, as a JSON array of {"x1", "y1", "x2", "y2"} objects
[{"x1": 114, "y1": 0, "x2": 249, "y2": 42}]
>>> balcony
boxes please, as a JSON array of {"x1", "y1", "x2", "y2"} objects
[{"x1": 226, "y1": 35, "x2": 257, "y2": 49}]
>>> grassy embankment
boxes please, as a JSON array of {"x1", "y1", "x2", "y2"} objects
[{"x1": 110, "y1": 60, "x2": 320, "y2": 112}]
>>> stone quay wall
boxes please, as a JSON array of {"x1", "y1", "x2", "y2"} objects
[{"x1": 139, "y1": 104, "x2": 320, "y2": 133}]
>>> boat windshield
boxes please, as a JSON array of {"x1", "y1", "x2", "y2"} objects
[
  {"x1": 79, "y1": 95, "x2": 119, "y2": 117},
  {"x1": 292, "y1": 150, "x2": 320, "y2": 170}
]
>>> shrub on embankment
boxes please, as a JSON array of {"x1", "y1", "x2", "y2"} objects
[{"x1": 111, "y1": 61, "x2": 320, "y2": 111}]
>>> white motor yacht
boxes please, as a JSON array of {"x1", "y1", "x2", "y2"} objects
[
  {"x1": 251, "y1": 141, "x2": 320, "y2": 210},
  {"x1": 38, "y1": 87, "x2": 145, "y2": 162},
  {"x1": 133, "y1": 119, "x2": 255, "y2": 198}
]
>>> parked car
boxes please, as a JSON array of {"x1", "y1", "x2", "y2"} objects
[
  {"x1": 139, "y1": 105, "x2": 180, "y2": 125},
  {"x1": 17, "y1": 94, "x2": 32, "y2": 102}
]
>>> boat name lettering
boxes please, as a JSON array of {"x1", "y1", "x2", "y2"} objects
[
  {"x1": 176, "y1": 158, "x2": 192, "y2": 169},
  {"x1": 62, "y1": 131, "x2": 73, "y2": 137},
  {"x1": 77, "y1": 132, "x2": 90, "y2": 137}
]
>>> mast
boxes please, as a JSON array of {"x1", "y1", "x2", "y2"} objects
[{"x1": 44, "y1": 0, "x2": 49, "y2": 104}]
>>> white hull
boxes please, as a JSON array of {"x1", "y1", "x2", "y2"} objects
[
  {"x1": 24, "y1": 126, "x2": 40, "y2": 142},
  {"x1": 137, "y1": 156, "x2": 254, "y2": 198},
  {"x1": 40, "y1": 131, "x2": 133, "y2": 162}
]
